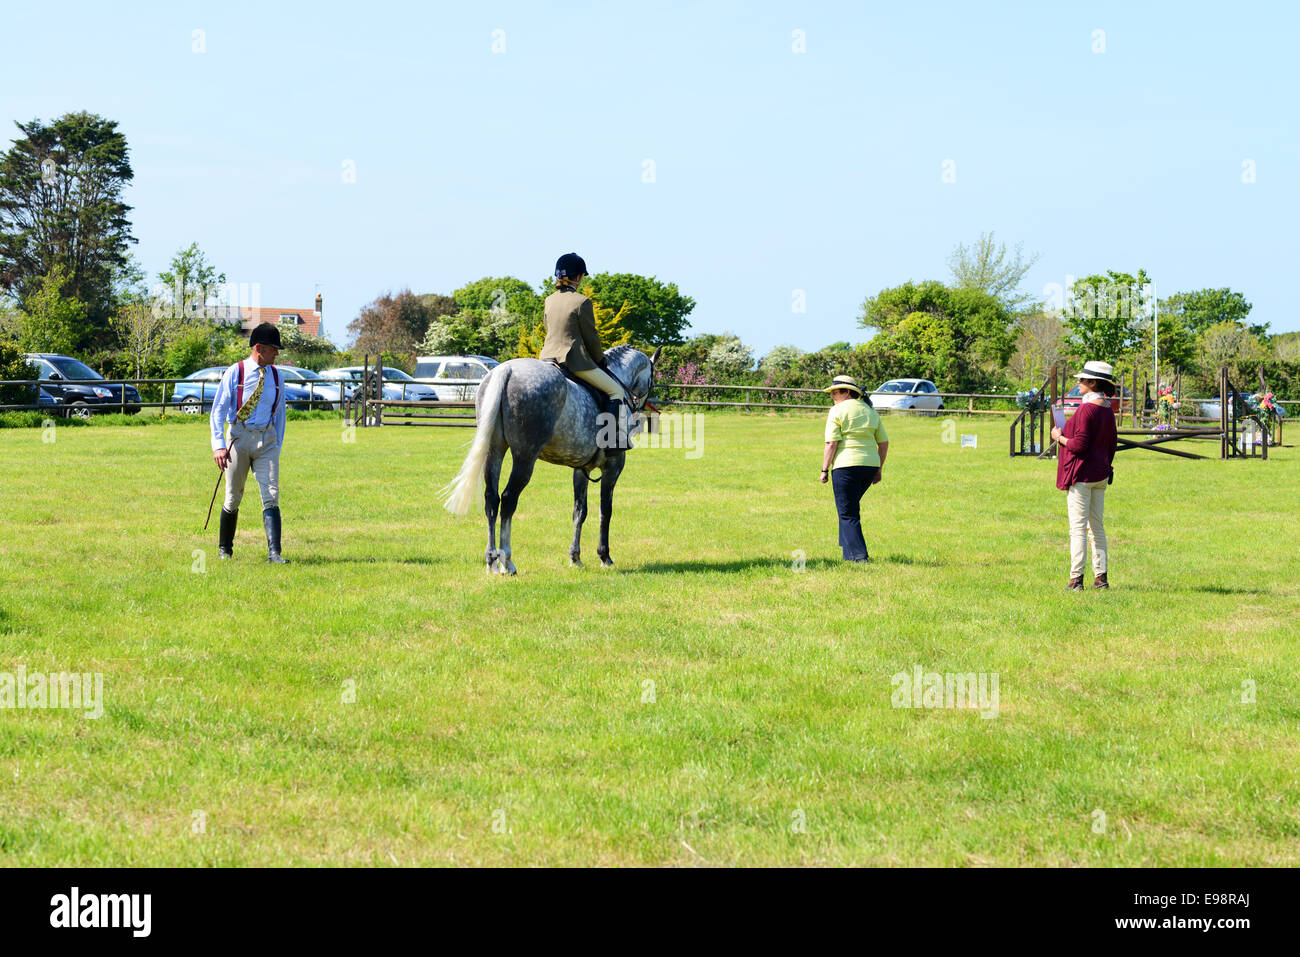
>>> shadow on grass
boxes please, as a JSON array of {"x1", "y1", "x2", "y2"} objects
[
  {"x1": 875, "y1": 553, "x2": 945, "y2": 568},
  {"x1": 635, "y1": 557, "x2": 852, "y2": 574},
  {"x1": 1181, "y1": 584, "x2": 1270, "y2": 595},
  {"x1": 289, "y1": 555, "x2": 437, "y2": 566}
]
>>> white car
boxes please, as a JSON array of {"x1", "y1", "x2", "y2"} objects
[
  {"x1": 320, "y1": 367, "x2": 439, "y2": 402},
  {"x1": 870, "y1": 378, "x2": 944, "y2": 413},
  {"x1": 413, "y1": 355, "x2": 499, "y2": 401}
]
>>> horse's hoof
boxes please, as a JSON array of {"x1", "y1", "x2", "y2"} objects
[
  {"x1": 600, "y1": 558, "x2": 615, "y2": 568},
  {"x1": 570, "y1": 557, "x2": 583, "y2": 568},
  {"x1": 503, "y1": 559, "x2": 518, "y2": 576}
]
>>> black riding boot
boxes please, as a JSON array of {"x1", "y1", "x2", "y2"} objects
[
  {"x1": 605, "y1": 399, "x2": 632, "y2": 450},
  {"x1": 263, "y1": 506, "x2": 288, "y2": 564},
  {"x1": 218, "y1": 508, "x2": 238, "y2": 559}
]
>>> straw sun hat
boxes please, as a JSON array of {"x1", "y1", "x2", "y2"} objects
[{"x1": 823, "y1": 375, "x2": 864, "y2": 397}]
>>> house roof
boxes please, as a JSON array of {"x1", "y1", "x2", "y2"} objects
[{"x1": 239, "y1": 306, "x2": 321, "y2": 338}]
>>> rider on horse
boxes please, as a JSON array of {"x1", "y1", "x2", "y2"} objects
[{"x1": 538, "y1": 252, "x2": 633, "y2": 450}]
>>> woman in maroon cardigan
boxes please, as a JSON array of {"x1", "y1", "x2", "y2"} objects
[{"x1": 1050, "y1": 361, "x2": 1119, "y2": 591}]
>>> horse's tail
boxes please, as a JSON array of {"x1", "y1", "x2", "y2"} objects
[{"x1": 441, "y1": 367, "x2": 505, "y2": 516}]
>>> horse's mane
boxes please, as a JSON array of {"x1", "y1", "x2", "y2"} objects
[
  {"x1": 603, "y1": 345, "x2": 654, "y2": 388},
  {"x1": 603, "y1": 344, "x2": 642, "y2": 366}
]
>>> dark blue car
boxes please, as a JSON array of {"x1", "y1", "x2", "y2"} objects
[
  {"x1": 169, "y1": 367, "x2": 328, "y2": 414},
  {"x1": 25, "y1": 353, "x2": 142, "y2": 418}
]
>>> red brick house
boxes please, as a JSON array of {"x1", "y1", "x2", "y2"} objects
[{"x1": 239, "y1": 294, "x2": 325, "y2": 338}]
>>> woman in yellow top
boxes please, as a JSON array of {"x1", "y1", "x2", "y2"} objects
[{"x1": 820, "y1": 375, "x2": 889, "y2": 563}]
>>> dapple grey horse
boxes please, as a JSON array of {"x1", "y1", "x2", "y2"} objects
[{"x1": 442, "y1": 345, "x2": 660, "y2": 574}]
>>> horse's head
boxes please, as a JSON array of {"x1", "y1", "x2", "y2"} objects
[{"x1": 604, "y1": 344, "x2": 662, "y2": 413}]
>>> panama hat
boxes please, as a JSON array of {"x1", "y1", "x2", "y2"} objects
[
  {"x1": 1072, "y1": 360, "x2": 1115, "y2": 383},
  {"x1": 823, "y1": 375, "x2": 863, "y2": 397}
]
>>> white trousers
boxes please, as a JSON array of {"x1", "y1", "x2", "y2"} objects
[
  {"x1": 224, "y1": 422, "x2": 280, "y2": 510},
  {"x1": 1066, "y1": 479, "x2": 1108, "y2": 579},
  {"x1": 573, "y1": 366, "x2": 626, "y2": 401}
]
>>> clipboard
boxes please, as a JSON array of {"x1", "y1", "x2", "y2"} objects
[{"x1": 1052, "y1": 407, "x2": 1066, "y2": 430}]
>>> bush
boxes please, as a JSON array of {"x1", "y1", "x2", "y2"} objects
[{"x1": 0, "y1": 340, "x2": 37, "y2": 407}]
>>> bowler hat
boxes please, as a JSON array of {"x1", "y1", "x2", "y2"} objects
[{"x1": 250, "y1": 323, "x2": 282, "y2": 348}]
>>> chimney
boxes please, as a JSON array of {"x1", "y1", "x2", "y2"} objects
[{"x1": 315, "y1": 292, "x2": 323, "y2": 339}]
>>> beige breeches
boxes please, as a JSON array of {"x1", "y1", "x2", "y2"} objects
[
  {"x1": 224, "y1": 422, "x2": 280, "y2": 510},
  {"x1": 573, "y1": 366, "x2": 626, "y2": 401}
]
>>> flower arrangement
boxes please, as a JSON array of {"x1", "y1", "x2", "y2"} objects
[
  {"x1": 1015, "y1": 388, "x2": 1050, "y2": 413},
  {"x1": 1246, "y1": 391, "x2": 1286, "y2": 422},
  {"x1": 1155, "y1": 383, "x2": 1179, "y2": 426}
]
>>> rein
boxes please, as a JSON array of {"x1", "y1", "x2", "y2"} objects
[{"x1": 583, "y1": 355, "x2": 656, "y2": 482}]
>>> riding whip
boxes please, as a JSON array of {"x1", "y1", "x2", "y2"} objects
[{"x1": 203, "y1": 463, "x2": 226, "y2": 530}]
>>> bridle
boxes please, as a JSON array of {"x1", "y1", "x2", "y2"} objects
[
  {"x1": 585, "y1": 354, "x2": 657, "y2": 481},
  {"x1": 605, "y1": 358, "x2": 658, "y2": 414}
]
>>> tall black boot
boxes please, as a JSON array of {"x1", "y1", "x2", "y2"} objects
[
  {"x1": 218, "y1": 508, "x2": 238, "y2": 559},
  {"x1": 605, "y1": 398, "x2": 632, "y2": 450},
  {"x1": 263, "y1": 506, "x2": 288, "y2": 564}
]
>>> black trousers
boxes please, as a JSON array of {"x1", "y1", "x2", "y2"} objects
[{"x1": 831, "y1": 465, "x2": 880, "y2": 562}]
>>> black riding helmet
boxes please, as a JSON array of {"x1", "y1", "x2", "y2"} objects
[{"x1": 554, "y1": 252, "x2": 587, "y2": 280}]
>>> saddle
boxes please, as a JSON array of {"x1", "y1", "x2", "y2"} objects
[{"x1": 542, "y1": 358, "x2": 611, "y2": 412}]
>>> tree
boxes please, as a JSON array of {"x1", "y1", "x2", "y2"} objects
[
  {"x1": 111, "y1": 296, "x2": 173, "y2": 379},
  {"x1": 155, "y1": 242, "x2": 228, "y2": 323},
  {"x1": 859, "y1": 280, "x2": 1017, "y2": 391},
  {"x1": 544, "y1": 272, "x2": 695, "y2": 345},
  {"x1": 452, "y1": 276, "x2": 539, "y2": 317},
  {"x1": 759, "y1": 345, "x2": 806, "y2": 372},
  {"x1": 947, "y1": 231, "x2": 1040, "y2": 311},
  {"x1": 1273, "y1": 332, "x2": 1300, "y2": 364},
  {"x1": 0, "y1": 112, "x2": 135, "y2": 341},
  {"x1": 706, "y1": 334, "x2": 754, "y2": 377},
  {"x1": 426, "y1": 276, "x2": 542, "y2": 359},
  {"x1": 0, "y1": 296, "x2": 21, "y2": 341},
  {"x1": 1063, "y1": 269, "x2": 1151, "y2": 362},
  {"x1": 1162, "y1": 288, "x2": 1263, "y2": 339},
  {"x1": 348, "y1": 288, "x2": 439, "y2": 355},
  {"x1": 1006, "y1": 310, "x2": 1068, "y2": 387},
  {"x1": 1197, "y1": 321, "x2": 1268, "y2": 383},
  {"x1": 162, "y1": 321, "x2": 246, "y2": 378},
  {"x1": 0, "y1": 340, "x2": 37, "y2": 406},
  {"x1": 1130, "y1": 311, "x2": 1197, "y2": 380},
  {"x1": 421, "y1": 309, "x2": 524, "y2": 360},
  {"x1": 278, "y1": 323, "x2": 340, "y2": 370},
  {"x1": 16, "y1": 266, "x2": 84, "y2": 354}
]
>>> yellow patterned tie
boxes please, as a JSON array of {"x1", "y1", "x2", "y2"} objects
[{"x1": 235, "y1": 371, "x2": 264, "y2": 424}]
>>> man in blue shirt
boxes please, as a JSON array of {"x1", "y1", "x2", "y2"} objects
[{"x1": 210, "y1": 323, "x2": 290, "y2": 563}]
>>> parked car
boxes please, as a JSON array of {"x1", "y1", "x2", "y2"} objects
[
  {"x1": 168, "y1": 367, "x2": 329, "y2": 414},
  {"x1": 1198, "y1": 394, "x2": 1257, "y2": 422},
  {"x1": 1057, "y1": 384, "x2": 1131, "y2": 416},
  {"x1": 413, "y1": 355, "x2": 498, "y2": 401},
  {"x1": 321, "y1": 367, "x2": 439, "y2": 401},
  {"x1": 275, "y1": 365, "x2": 354, "y2": 409},
  {"x1": 37, "y1": 387, "x2": 63, "y2": 411},
  {"x1": 869, "y1": 378, "x2": 944, "y2": 413},
  {"x1": 24, "y1": 353, "x2": 142, "y2": 418}
]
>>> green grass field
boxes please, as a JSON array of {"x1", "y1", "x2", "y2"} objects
[{"x1": 1, "y1": 411, "x2": 1297, "y2": 866}]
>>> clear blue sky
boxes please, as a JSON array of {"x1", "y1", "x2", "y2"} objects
[{"x1": 4, "y1": 0, "x2": 1297, "y2": 353}]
